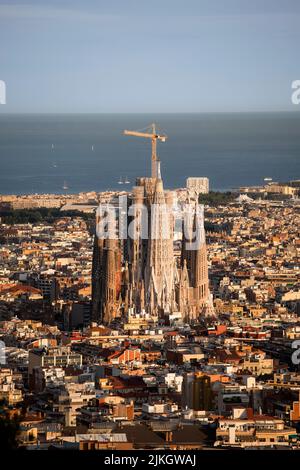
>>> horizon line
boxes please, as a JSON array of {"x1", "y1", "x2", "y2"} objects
[{"x1": 0, "y1": 110, "x2": 300, "y2": 116}]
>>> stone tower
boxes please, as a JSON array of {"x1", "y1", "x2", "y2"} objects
[
  {"x1": 144, "y1": 177, "x2": 176, "y2": 315},
  {"x1": 180, "y1": 202, "x2": 215, "y2": 320},
  {"x1": 91, "y1": 206, "x2": 122, "y2": 325}
]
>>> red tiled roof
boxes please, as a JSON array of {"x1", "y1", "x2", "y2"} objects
[
  {"x1": 0, "y1": 284, "x2": 41, "y2": 295},
  {"x1": 109, "y1": 376, "x2": 147, "y2": 390}
]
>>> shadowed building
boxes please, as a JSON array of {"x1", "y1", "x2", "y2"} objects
[{"x1": 91, "y1": 208, "x2": 122, "y2": 324}]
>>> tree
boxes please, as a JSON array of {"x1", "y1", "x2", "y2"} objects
[{"x1": 0, "y1": 400, "x2": 21, "y2": 450}]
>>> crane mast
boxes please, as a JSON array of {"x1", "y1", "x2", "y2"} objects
[{"x1": 123, "y1": 123, "x2": 167, "y2": 178}]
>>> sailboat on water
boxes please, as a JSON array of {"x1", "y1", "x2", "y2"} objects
[
  {"x1": 63, "y1": 181, "x2": 69, "y2": 190},
  {"x1": 118, "y1": 177, "x2": 123, "y2": 184},
  {"x1": 124, "y1": 176, "x2": 130, "y2": 184}
]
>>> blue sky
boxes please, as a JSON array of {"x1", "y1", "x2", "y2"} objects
[{"x1": 0, "y1": 0, "x2": 299, "y2": 113}]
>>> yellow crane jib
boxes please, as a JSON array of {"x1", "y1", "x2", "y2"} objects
[{"x1": 123, "y1": 123, "x2": 167, "y2": 178}]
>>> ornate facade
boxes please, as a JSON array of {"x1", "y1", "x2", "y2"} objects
[{"x1": 92, "y1": 167, "x2": 215, "y2": 325}]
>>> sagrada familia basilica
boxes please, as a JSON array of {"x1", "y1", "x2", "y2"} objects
[{"x1": 92, "y1": 126, "x2": 215, "y2": 325}]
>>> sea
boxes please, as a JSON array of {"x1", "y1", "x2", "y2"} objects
[{"x1": 0, "y1": 112, "x2": 299, "y2": 195}]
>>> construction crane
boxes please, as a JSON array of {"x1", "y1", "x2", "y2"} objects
[{"x1": 123, "y1": 123, "x2": 167, "y2": 178}]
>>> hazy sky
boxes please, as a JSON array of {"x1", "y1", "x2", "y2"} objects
[{"x1": 0, "y1": 0, "x2": 299, "y2": 113}]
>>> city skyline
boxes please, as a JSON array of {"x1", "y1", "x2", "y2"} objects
[{"x1": 1, "y1": 1, "x2": 300, "y2": 457}]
